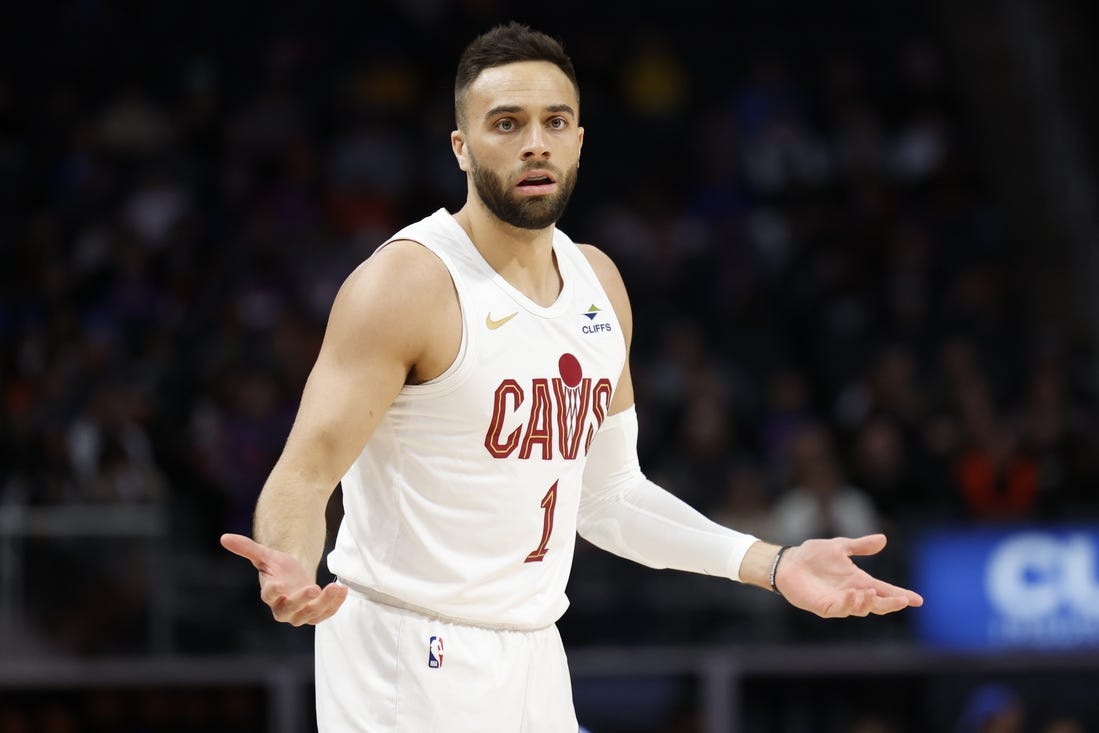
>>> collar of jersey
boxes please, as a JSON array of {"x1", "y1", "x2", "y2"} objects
[{"x1": 437, "y1": 209, "x2": 575, "y2": 319}]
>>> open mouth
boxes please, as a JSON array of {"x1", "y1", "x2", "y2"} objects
[
  {"x1": 517, "y1": 170, "x2": 557, "y2": 188},
  {"x1": 512, "y1": 171, "x2": 553, "y2": 194}
]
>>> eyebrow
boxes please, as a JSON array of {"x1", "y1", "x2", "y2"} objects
[{"x1": 484, "y1": 103, "x2": 577, "y2": 121}]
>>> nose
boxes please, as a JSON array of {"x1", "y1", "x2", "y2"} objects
[{"x1": 521, "y1": 125, "x2": 550, "y2": 160}]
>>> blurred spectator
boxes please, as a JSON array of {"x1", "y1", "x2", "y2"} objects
[
  {"x1": 769, "y1": 422, "x2": 881, "y2": 544},
  {"x1": 952, "y1": 375, "x2": 1041, "y2": 522},
  {"x1": 122, "y1": 168, "x2": 191, "y2": 250},
  {"x1": 654, "y1": 393, "x2": 738, "y2": 513},
  {"x1": 67, "y1": 382, "x2": 165, "y2": 503},
  {"x1": 94, "y1": 87, "x2": 176, "y2": 155},
  {"x1": 190, "y1": 366, "x2": 294, "y2": 535},
  {"x1": 757, "y1": 366, "x2": 815, "y2": 471},
  {"x1": 733, "y1": 54, "x2": 814, "y2": 194},
  {"x1": 1015, "y1": 356, "x2": 1099, "y2": 517},
  {"x1": 709, "y1": 461, "x2": 774, "y2": 539},
  {"x1": 835, "y1": 343, "x2": 927, "y2": 437},
  {"x1": 848, "y1": 413, "x2": 923, "y2": 524}
]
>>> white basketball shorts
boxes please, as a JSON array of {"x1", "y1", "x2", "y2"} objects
[{"x1": 315, "y1": 586, "x2": 580, "y2": 732}]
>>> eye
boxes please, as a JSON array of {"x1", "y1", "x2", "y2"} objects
[
  {"x1": 495, "y1": 118, "x2": 516, "y2": 132},
  {"x1": 548, "y1": 117, "x2": 568, "y2": 130}
]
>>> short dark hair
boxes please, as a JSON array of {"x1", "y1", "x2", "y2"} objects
[{"x1": 454, "y1": 22, "x2": 579, "y2": 129}]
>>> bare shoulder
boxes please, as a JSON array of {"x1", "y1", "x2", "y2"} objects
[
  {"x1": 332, "y1": 240, "x2": 453, "y2": 318},
  {"x1": 324, "y1": 239, "x2": 459, "y2": 372},
  {"x1": 346, "y1": 239, "x2": 451, "y2": 296},
  {"x1": 575, "y1": 245, "x2": 628, "y2": 298},
  {"x1": 576, "y1": 243, "x2": 624, "y2": 287}
]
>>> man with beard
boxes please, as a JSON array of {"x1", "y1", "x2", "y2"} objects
[{"x1": 221, "y1": 22, "x2": 923, "y2": 732}]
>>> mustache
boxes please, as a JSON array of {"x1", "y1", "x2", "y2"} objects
[{"x1": 518, "y1": 162, "x2": 567, "y2": 177}]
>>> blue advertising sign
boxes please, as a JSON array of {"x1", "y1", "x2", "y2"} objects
[{"x1": 912, "y1": 525, "x2": 1099, "y2": 649}]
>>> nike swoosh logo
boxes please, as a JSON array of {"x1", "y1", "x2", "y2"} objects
[{"x1": 485, "y1": 311, "x2": 518, "y2": 330}]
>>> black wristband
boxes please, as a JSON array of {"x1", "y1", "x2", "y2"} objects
[{"x1": 769, "y1": 545, "x2": 792, "y2": 595}]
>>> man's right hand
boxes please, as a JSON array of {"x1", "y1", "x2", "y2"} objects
[{"x1": 221, "y1": 534, "x2": 348, "y2": 626}]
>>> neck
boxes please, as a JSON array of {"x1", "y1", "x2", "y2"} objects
[{"x1": 453, "y1": 201, "x2": 562, "y2": 306}]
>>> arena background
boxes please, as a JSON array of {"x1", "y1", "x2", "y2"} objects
[{"x1": 2, "y1": 0, "x2": 1098, "y2": 731}]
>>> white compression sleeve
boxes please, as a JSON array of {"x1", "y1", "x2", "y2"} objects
[{"x1": 578, "y1": 406, "x2": 758, "y2": 581}]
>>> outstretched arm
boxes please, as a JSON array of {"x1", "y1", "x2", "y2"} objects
[
  {"x1": 576, "y1": 245, "x2": 757, "y2": 579},
  {"x1": 577, "y1": 244, "x2": 922, "y2": 618},
  {"x1": 221, "y1": 241, "x2": 453, "y2": 626}
]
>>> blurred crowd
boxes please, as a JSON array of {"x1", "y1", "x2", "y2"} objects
[{"x1": 2, "y1": 1, "x2": 1099, "y2": 661}]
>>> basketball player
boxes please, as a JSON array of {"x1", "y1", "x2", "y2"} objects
[{"x1": 221, "y1": 22, "x2": 923, "y2": 731}]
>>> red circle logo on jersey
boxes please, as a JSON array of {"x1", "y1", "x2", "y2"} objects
[{"x1": 558, "y1": 353, "x2": 582, "y2": 388}]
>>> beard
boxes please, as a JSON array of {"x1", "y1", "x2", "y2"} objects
[{"x1": 469, "y1": 153, "x2": 579, "y2": 231}]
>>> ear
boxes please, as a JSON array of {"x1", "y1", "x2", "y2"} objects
[
  {"x1": 577, "y1": 126, "x2": 584, "y2": 165},
  {"x1": 451, "y1": 130, "x2": 469, "y2": 172}
]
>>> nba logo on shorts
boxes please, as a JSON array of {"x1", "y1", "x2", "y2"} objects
[{"x1": 427, "y1": 635, "x2": 444, "y2": 668}]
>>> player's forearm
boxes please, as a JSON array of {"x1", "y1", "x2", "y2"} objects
[
  {"x1": 579, "y1": 407, "x2": 758, "y2": 579},
  {"x1": 578, "y1": 479, "x2": 759, "y2": 579},
  {"x1": 253, "y1": 464, "x2": 337, "y2": 573}
]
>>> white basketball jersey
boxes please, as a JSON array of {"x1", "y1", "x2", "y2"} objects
[{"x1": 327, "y1": 209, "x2": 626, "y2": 629}]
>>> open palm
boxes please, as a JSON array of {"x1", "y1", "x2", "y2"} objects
[
  {"x1": 776, "y1": 534, "x2": 923, "y2": 618},
  {"x1": 221, "y1": 533, "x2": 348, "y2": 626}
]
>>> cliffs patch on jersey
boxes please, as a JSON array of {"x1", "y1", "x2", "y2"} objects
[{"x1": 484, "y1": 353, "x2": 612, "y2": 460}]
